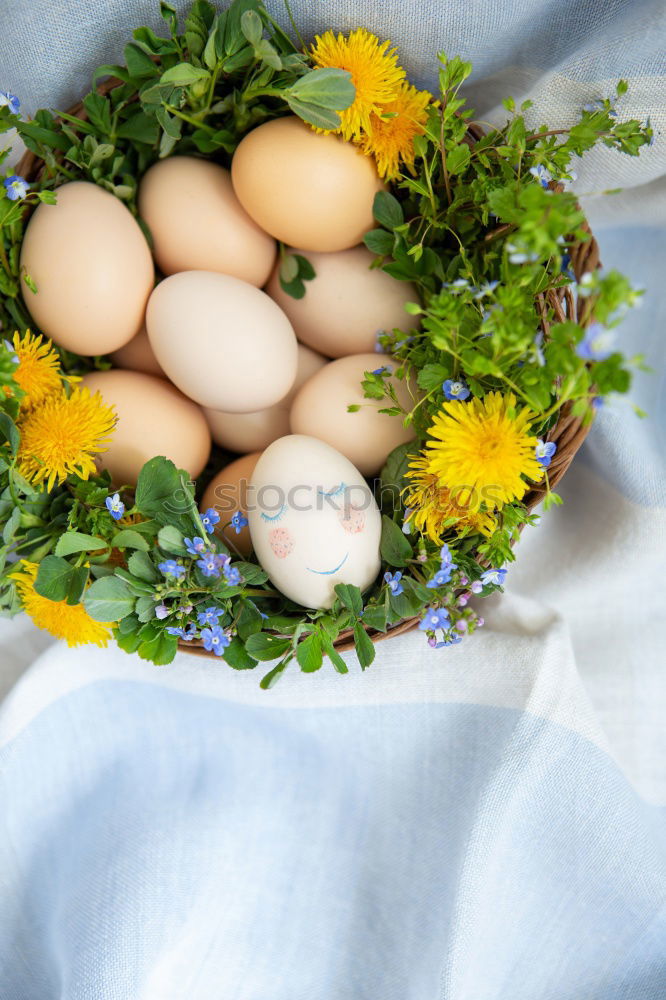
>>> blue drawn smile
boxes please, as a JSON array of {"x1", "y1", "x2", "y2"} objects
[{"x1": 306, "y1": 552, "x2": 349, "y2": 575}]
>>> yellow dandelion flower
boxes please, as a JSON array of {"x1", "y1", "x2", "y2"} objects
[
  {"x1": 10, "y1": 561, "x2": 113, "y2": 647},
  {"x1": 17, "y1": 386, "x2": 116, "y2": 491},
  {"x1": 425, "y1": 392, "x2": 543, "y2": 511},
  {"x1": 311, "y1": 28, "x2": 405, "y2": 139},
  {"x1": 11, "y1": 329, "x2": 76, "y2": 410},
  {"x1": 361, "y1": 82, "x2": 432, "y2": 179},
  {"x1": 404, "y1": 454, "x2": 496, "y2": 542}
]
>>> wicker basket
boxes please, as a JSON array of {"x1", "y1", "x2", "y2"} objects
[{"x1": 16, "y1": 81, "x2": 598, "y2": 659}]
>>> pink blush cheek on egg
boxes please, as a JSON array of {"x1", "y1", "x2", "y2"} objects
[
  {"x1": 269, "y1": 526, "x2": 294, "y2": 558},
  {"x1": 338, "y1": 506, "x2": 365, "y2": 534}
]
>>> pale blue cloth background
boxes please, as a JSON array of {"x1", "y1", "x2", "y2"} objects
[{"x1": 0, "y1": 2, "x2": 665, "y2": 998}]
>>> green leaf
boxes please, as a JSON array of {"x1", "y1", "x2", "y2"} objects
[
  {"x1": 446, "y1": 144, "x2": 471, "y2": 175},
  {"x1": 380, "y1": 515, "x2": 412, "y2": 567},
  {"x1": 233, "y1": 562, "x2": 268, "y2": 585},
  {"x1": 124, "y1": 42, "x2": 158, "y2": 79},
  {"x1": 288, "y1": 68, "x2": 355, "y2": 111},
  {"x1": 295, "y1": 254, "x2": 316, "y2": 280},
  {"x1": 296, "y1": 632, "x2": 323, "y2": 673},
  {"x1": 245, "y1": 632, "x2": 292, "y2": 661},
  {"x1": 353, "y1": 621, "x2": 376, "y2": 669},
  {"x1": 363, "y1": 229, "x2": 395, "y2": 256},
  {"x1": 417, "y1": 363, "x2": 450, "y2": 393},
  {"x1": 259, "y1": 655, "x2": 292, "y2": 689},
  {"x1": 110, "y1": 529, "x2": 150, "y2": 551},
  {"x1": 156, "y1": 106, "x2": 182, "y2": 140},
  {"x1": 135, "y1": 594, "x2": 157, "y2": 623},
  {"x1": 83, "y1": 575, "x2": 135, "y2": 622},
  {"x1": 2, "y1": 507, "x2": 21, "y2": 545},
  {"x1": 133, "y1": 25, "x2": 180, "y2": 56},
  {"x1": 135, "y1": 457, "x2": 197, "y2": 532},
  {"x1": 116, "y1": 112, "x2": 159, "y2": 144},
  {"x1": 373, "y1": 191, "x2": 404, "y2": 230},
  {"x1": 34, "y1": 555, "x2": 86, "y2": 604},
  {"x1": 388, "y1": 587, "x2": 421, "y2": 620},
  {"x1": 117, "y1": 613, "x2": 140, "y2": 636},
  {"x1": 286, "y1": 98, "x2": 342, "y2": 131},
  {"x1": 237, "y1": 599, "x2": 264, "y2": 641},
  {"x1": 137, "y1": 632, "x2": 178, "y2": 665},
  {"x1": 54, "y1": 531, "x2": 107, "y2": 557},
  {"x1": 160, "y1": 63, "x2": 210, "y2": 86},
  {"x1": 320, "y1": 633, "x2": 349, "y2": 674},
  {"x1": 115, "y1": 628, "x2": 143, "y2": 654},
  {"x1": 334, "y1": 583, "x2": 363, "y2": 618},
  {"x1": 240, "y1": 8, "x2": 263, "y2": 46},
  {"x1": 0, "y1": 413, "x2": 19, "y2": 454},
  {"x1": 66, "y1": 568, "x2": 89, "y2": 605},
  {"x1": 127, "y1": 550, "x2": 159, "y2": 583},
  {"x1": 112, "y1": 568, "x2": 155, "y2": 595},
  {"x1": 361, "y1": 605, "x2": 388, "y2": 632},
  {"x1": 17, "y1": 119, "x2": 70, "y2": 152},
  {"x1": 156, "y1": 525, "x2": 186, "y2": 554},
  {"x1": 278, "y1": 277, "x2": 305, "y2": 299},
  {"x1": 223, "y1": 637, "x2": 258, "y2": 670},
  {"x1": 280, "y1": 253, "x2": 299, "y2": 282},
  {"x1": 380, "y1": 441, "x2": 416, "y2": 496}
]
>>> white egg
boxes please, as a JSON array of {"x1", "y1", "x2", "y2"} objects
[
  {"x1": 145, "y1": 270, "x2": 298, "y2": 412},
  {"x1": 248, "y1": 435, "x2": 381, "y2": 610}
]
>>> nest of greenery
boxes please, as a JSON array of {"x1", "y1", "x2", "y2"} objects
[{"x1": 0, "y1": 0, "x2": 651, "y2": 685}]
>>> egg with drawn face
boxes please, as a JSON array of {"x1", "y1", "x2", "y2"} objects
[{"x1": 248, "y1": 435, "x2": 381, "y2": 609}]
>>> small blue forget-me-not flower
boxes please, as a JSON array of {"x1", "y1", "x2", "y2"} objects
[
  {"x1": 158, "y1": 559, "x2": 186, "y2": 579},
  {"x1": 576, "y1": 322, "x2": 616, "y2": 361},
  {"x1": 196, "y1": 554, "x2": 221, "y2": 578},
  {"x1": 105, "y1": 492, "x2": 124, "y2": 521},
  {"x1": 184, "y1": 536, "x2": 207, "y2": 556},
  {"x1": 419, "y1": 607, "x2": 450, "y2": 631},
  {"x1": 442, "y1": 378, "x2": 470, "y2": 402},
  {"x1": 426, "y1": 566, "x2": 453, "y2": 589},
  {"x1": 224, "y1": 565, "x2": 242, "y2": 586},
  {"x1": 3, "y1": 175, "x2": 30, "y2": 201},
  {"x1": 0, "y1": 92, "x2": 20, "y2": 115},
  {"x1": 231, "y1": 512, "x2": 248, "y2": 534},
  {"x1": 200, "y1": 508, "x2": 220, "y2": 533},
  {"x1": 197, "y1": 606, "x2": 223, "y2": 627},
  {"x1": 535, "y1": 439, "x2": 557, "y2": 468},
  {"x1": 201, "y1": 625, "x2": 230, "y2": 655},
  {"x1": 384, "y1": 571, "x2": 403, "y2": 596}
]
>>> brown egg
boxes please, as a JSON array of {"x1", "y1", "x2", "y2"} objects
[
  {"x1": 289, "y1": 353, "x2": 415, "y2": 476},
  {"x1": 231, "y1": 117, "x2": 384, "y2": 252},
  {"x1": 138, "y1": 157, "x2": 276, "y2": 287},
  {"x1": 203, "y1": 343, "x2": 326, "y2": 452},
  {"x1": 109, "y1": 326, "x2": 164, "y2": 377},
  {"x1": 20, "y1": 181, "x2": 154, "y2": 355},
  {"x1": 267, "y1": 245, "x2": 418, "y2": 357},
  {"x1": 200, "y1": 452, "x2": 261, "y2": 556},
  {"x1": 82, "y1": 369, "x2": 210, "y2": 486}
]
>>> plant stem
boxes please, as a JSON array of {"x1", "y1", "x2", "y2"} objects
[
  {"x1": 281, "y1": 0, "x2": 307, "y2": 52},
  {"x1": 439, "y1": 111, "x2": 452, "y2": 203},
  {"x1": 164, "y1": 105, "x2": 217, "y2": 134}
]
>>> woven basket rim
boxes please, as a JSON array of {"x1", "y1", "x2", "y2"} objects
[{"x1": 14, "y1": 77, "x2": 598, "y2": 658}]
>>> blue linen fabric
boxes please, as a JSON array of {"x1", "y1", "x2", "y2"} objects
[{"x1": 1, "y1": 2, "x2": 665, "y2": 998}]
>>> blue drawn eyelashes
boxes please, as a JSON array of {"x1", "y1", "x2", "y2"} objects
[
  {"x1": 260, "y1": 505, "x2": 287, "y2": 523},
  {"x1": 317, "y1": 482, "x2": 346, "y2": 498}
]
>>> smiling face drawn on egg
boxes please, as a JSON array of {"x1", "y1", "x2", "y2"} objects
[
  {"x1": 248, "y1": 436, "x2": 382, "y2": 610},
  {"x1": 261, "y1": 481, "x2": 361, "y2": 573}
]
